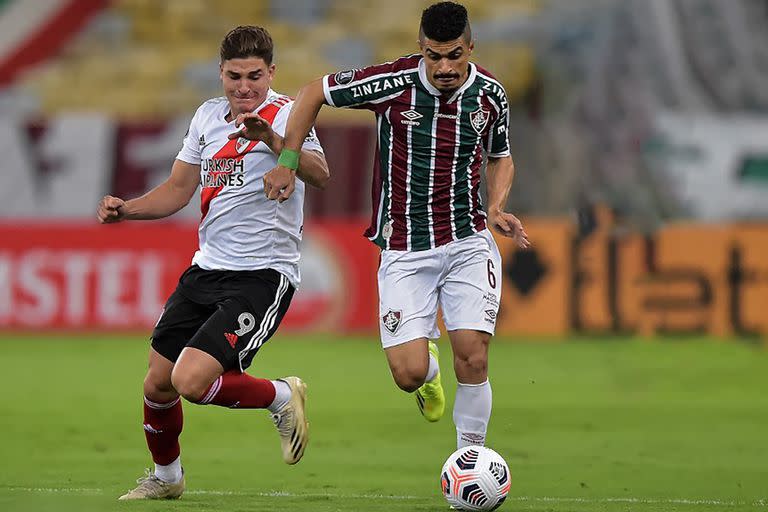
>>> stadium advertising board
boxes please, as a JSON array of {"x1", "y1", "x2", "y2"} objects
[
  {"x1": 495, "y1": 221, "x2": 768, "y2": 339},
  {"x1": 1, "y1": 220, "x2": 766, "y2": 338},
  {"x1": 0, "y1": 221, "x2": 378, "y2": 332}
]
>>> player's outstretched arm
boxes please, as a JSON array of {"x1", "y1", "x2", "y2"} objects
[
  {"x1": 485, "y1": 155, "x2": 530, "y2": 249},
  {"x1": 265, "y1": 79, "x2": 327, "y2": 202},
  {"x1": 283, "y1": 78, "x2": 326, "y2": 152},
  {"x1": 97, "y1": 159, "x2": 200, "y2": 223}
]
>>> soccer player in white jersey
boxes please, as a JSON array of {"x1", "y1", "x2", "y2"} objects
[
  {"x1": 233, "y1": 2, "x2": 529, "y2": 451},
  {"x1": 97, "y1": 26, "x2": 329, "y2": 500}
]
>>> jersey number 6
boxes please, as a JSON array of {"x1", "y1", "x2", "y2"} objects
[{"x1": 487, "y1": 259, "x2": 496, "y2": 289}]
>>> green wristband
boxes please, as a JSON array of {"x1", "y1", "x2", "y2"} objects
[{"x1": 277, "y1": 148, "x2": 300, "y2": 170}]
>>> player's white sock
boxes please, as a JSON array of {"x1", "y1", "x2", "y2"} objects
[
  {"x1": 453, "y1": 380, "x2": 492, "y2": 448},
  {"x1": 267, "y1": 379, "x2": 291, "y2": 413},
  {"x1": 154, "y1": 455, "x2": 182, "y2": 483},
  {"x1": 425, "y1": 351, "x2": 439, "y2": 383}
]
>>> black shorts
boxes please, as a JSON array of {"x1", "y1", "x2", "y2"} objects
[{"x1": 151, "y1": 265, "x2": 295, "y2": 371}]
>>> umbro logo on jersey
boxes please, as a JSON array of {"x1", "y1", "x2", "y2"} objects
[
  {"x1": 402, "y1": 110, "x2": 422, "y2": 120},
  {"x1": 199, "y1": 134, "x2": 206, "y2": 146},
  {"x1": 401, "y1": 109, "x2": 422, "y2": 126}
]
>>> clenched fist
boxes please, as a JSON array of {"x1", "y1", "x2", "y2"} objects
[
  {"x1": 97, "y1": 195, "x2": 126, "y2": 224},
  {"x1": 263, "y1": 166, "x2": 297, "y2": 203}
]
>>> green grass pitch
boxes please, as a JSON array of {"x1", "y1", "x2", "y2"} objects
[{"x1": 0, "y1": 335, "x2": 766, "y2": 511}]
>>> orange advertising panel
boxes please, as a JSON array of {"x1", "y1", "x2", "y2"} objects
[
  {"x1": 567, "y1": 231, "x2": 650, "y2": 334},
  {"x1": 494, "y1": 219, "x2": 573, "y2": 336},
  {"x1": 637, "y1": 224, "x2": 732, "y2": 336},
  {"x1": 634, "y1": 223, "x2": 768, "y2": 338},
  {"x1": 572, "y1": 229, "x2": 614, "y2": 332},
  {"x1": 731, "y1": 225, "x2": 768, "y2": 336},
  {"x1": 613, "y1": 236, "x2": 649, "y2": 333},
  {"x1": 493, "y1": 219, "x2": 768, "y2": 340}
]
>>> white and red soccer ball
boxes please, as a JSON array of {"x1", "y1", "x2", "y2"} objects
[{"x1": 440, "y1": 446, "x2": 511, "y2": 511}]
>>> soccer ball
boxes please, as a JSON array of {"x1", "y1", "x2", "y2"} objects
[{"x1": 440, "y1": 446, "x2": 511, "y2": 511}]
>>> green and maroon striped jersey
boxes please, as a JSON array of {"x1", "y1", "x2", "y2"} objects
[{"x1": 323, "y1": 54, "x2": 510, "y2": 251}]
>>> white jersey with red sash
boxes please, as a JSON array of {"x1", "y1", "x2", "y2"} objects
[{"x1": 176, "y1": 89, "x2": 323, "y2": 288}]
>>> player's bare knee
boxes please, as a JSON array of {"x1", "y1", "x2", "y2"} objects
[
  {"x1": 453, "y1": 352, "x2": 488, "y2": 380},
  {"x1": 391, "y1": 365, "x2": 428, "y2": 393},
  {"x1": 170, "y1": 368, "x2": 209, "y2": 403},
  {"x1": 394, "y1": 377, "x2": 422, "y2": 393},
  {"x1": 143, "y1": 373, "x2": 175, "y2": 401}
]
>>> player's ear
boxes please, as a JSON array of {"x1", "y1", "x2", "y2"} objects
[{"x1": 417, "y1": 27, "x2": 426, "y2": 51}]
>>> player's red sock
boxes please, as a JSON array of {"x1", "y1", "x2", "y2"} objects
[
  {"x1": 196, "y1": 370, "x2": 276, "y2": 408},
  {"x1": 143, "y1": 396, "x2": 183, "y2": 465}
]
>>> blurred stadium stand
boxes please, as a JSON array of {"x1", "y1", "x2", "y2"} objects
[
  {"x1": 493, "y1": 0, "x2": 768, "y2": 228},
  {"x1": 5, "y1": 0, "x2": 536, "y2": 119},
  {"x1": 0, "y1": 0, "x2": 767, "y2": 224}
]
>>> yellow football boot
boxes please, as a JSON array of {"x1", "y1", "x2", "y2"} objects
[{"x1": 415, "y1": 341, "x2": 445, "y2": 422}]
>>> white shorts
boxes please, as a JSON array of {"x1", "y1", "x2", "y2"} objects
[{"x1": 377, "y1": 229, "x2": 502, "y2": 348}]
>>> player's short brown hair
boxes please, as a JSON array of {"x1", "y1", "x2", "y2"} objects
[{"x1": 220, "y1": 25, "x2": 274, "y2": 64}]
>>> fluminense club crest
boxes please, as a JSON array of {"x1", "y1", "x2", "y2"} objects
[
  {"x1": 382, "y1": 309, "x2": 402, "y2": 334},
  {"x1": 469, "y1": 107, "x2": 490, "y2": 135}
]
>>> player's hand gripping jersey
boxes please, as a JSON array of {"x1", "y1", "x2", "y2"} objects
[
  {"x1": 177, "y1": 90, "x2": 323, "y2": 288},
  {"x1": 323, "y1": 55, "x2": 510, "y2": 252}
]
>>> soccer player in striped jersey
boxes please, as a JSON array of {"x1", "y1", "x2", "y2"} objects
[
  {"x1": 97, "y1": 26, "x2": 329, "y2": 500},
  {"x1": 235, "y1": 2, "x2": 530, "y2": 450}
]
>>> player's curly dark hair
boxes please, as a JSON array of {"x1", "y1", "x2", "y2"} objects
[
  {"x1": 420, "y1": 1, "x2": 471, "y2": 43},
  {"x1": 220, "y1": 25, "x2": 273, "y2": 64}
]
